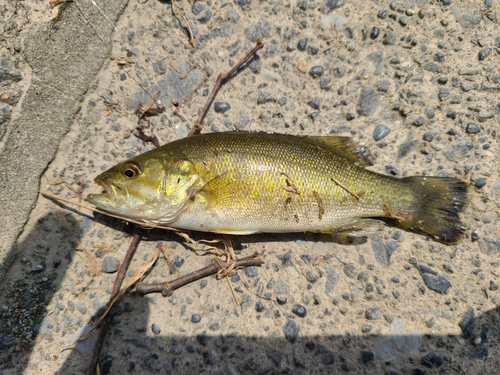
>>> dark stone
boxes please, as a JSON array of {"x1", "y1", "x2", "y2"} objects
[
  {"x1": 365, "y1": 306, "x2": 382, "y2": 320},
  {"x1": 423, "y1": 132, "x2": 436, "y2": 141},
  {"x1": 202, "y1": 351, "x2": 216, "y2": 365},
  {"x1": 419, "y1": 265, "x2": 452, "y2": 294},
  {"x1": 383, "y1": 30, "x2": 396, "y2": 45},
  {"x1": 244, "y1": 266, "x2": 259, "y2": 277},
  {"x1": 442, "y1": 141, "x2": 474, "y2": 162},
  {"x1": 424, "y1": 63, "x2": 442, "y2": 73},
  {"x1": 309, "y1": 66, "x2": 325, "y2": 78},
  {"x1": 214, "y1": 102, "x2": 231, "y2": 113},
  {"x1": 376, "y1": 80, "x2": 390, "y2": 92},
  {"x1": 283, "y1": 320, "x2": 300, "y2": 343},
  {"x1": 322, "y1": 352, "x2": 335, "y2": 365},
  {"x1": 255, "y1": 301, "x2": 265, "y2": 312},
  {"x1": 196, "y1": 332, "x2": 210, "y2": 346},
  {"x1": 0, "y1": 59, "x2": 22, "y2": 82},
  {"x1": 235, "y1": 0, "x2": 251, "y2": 6},
  {"x1": 459, "y1": 307, "x2": 475, "y2": 339},
  {"x1": 437, "y1": 77, "x2": 448, "y2": 85},
  {"x1": 461, "y1": 13, "x2": 481, "y2": 28},
  {"x1": 100, "y1": 355, "x2": 114, "y2": 375},
  {"x1": 421, "y1": 352, "x2": 443, "y2": 368},
  {"x1": 102, "y1": 257, "x2": 120, "y2": 273},
  {"x1": 292, "y1": 304, "x2": 307, "y2": 318},
  {"x1": 307, "y1": 97, "x2": 322, "y2": 110},
  {"x1": 276, "y1": 296, "x2": 287, "y2": 305},
  {"x1": 152, "y1": 60, "x2": 166, "y2": 74},
  {"x1": 320, "y1": 77, "x2": 332, "y2": 90},
  {"x1": 192, "y1": 3, "x2": 205, "y2": 15},
  {"x1": 471, "y1": 344, "x2": 488, "y2": 360},
  {"x1": 367, "y1": 50, "x2": 384, "y2": 75},
  {"x1": 333, "y1": 67, "x2": 346, "y2": 78},
  {"x1": 343, "y1": 264, "x2": 358, "y2": 279},
  {"x1": 378, "y1": 10, "x2": 388, "y2": 19},
  {"x1": 321, "y1": 0, "x2": 343, "y2": 14},
  {"x1": 191, "y1": 314, "x2": 201, "y2": 323},
  {"x1": 357, "y1": 87, "x2": 379, "y2": 117},
  {"x1": 414, "y1": 116, "x2": 425, "y2": 127},
  {"x1": 266, "y1": 350, "x2": 284, "y2": 367},
  {"x1": 473, "y1": 178, "x2": 487, "y2": 188},
  {"x1": 446, "y1": 110, "x2": 457, "y2": 119},
  {"x1": 370, "y1": 27, "x2": 380, "y2": 39},
  {"x1": 466, "y1": 122, "x2": 480, "y2": 134},
  {"x1": 307, "y1": 45, "x2": 319, "y2": 55},
  {"x1": 433, "y1": 52, "x2": 445, "y2": 62},
  {"x1": 198, "y1": 10, "x2": 212, "y2": 24},
  {"x1": 398, "y1": 140, "x2": 418, "y2": 159},
  {"x1": 481, "y1": 323, "x2": 492, "y2": 341},
  {"x1": 297, "y1": 38, "x2": 308, "y2": 51},
  {"x1": 151, "y1": 323, "x2": 161, "y2": 335},
  {"x1": 361, "y1": 350, "x2": 374, "y2": 363}
]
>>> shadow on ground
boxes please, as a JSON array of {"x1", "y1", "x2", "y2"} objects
[{"x1": 0, "y1": 218, "x2": 499, "y2": 374}]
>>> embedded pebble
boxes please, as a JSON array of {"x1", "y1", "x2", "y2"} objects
[
  {"x1": 357, "y1": 87, "x2": 379, "y2": 117},
  {"x1": 459, "y1": 307, "x2": 475, "y2": 339},
  {"x1": 466, "y1": 122, "x2": 480, "y2": 134},
  {"x1": 151, "y1": 323, "x2": 161, "y2": 335},
  {"x1": 291, "y1": 304, "x2": 307, "y2": 318},
  {"x1": 365, "y1": 306, "x2": 381, "y2": 320},
  {"x1": 473, "y1": 178, "x2": 487, "y2": 188},
  {"x1": 419, "y1": 265, "x2": 452, "y2": 294},
  {"x1": 283, "y1": 320, "x2": 300, "y2": 343},
  {"x1": 214, "y1": 102, "x2": 231, "y2": 113},
  {"x1": 421, "y1": 352, "x2": 443, "y2": 368},
  {"x1": 102, "y1": 257, "x2": 120, "y2": 273},
  {"x1": 309, "y1": 66, "x2": 325, "y2": 78}
]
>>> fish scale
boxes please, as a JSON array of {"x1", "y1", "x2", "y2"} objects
[
  {"x1": 87, "y1": 132, "x2": 468, "y2": 242},
  {"x1": 172, "y1": 133, "x2": 401, "y2": 233}
]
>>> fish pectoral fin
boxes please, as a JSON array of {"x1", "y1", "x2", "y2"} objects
[
  {"x1": 327, "y1": 218, "x2": 385, "y2": 238},
  {"x1": 198, "y1": 172, "x2": 239, "y2": 210},
  {"x1": 307, "y1": 136, "x2": 373, "y2": 166}
]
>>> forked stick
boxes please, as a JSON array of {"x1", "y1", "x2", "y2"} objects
[
  {"x1": 187, "y1": 40, "x2": 264, "y2": 136},
  {"x1": 136, "y1": 253, "x2": 264, "y2": 296}
]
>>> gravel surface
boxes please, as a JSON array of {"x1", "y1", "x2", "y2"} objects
[{"x1": 1, "y1": 0, "x2": 500, "y2": 374}]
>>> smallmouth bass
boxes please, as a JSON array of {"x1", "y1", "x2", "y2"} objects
[{"x1": 87, "y1": 132, "x2": 468, "y2": 243}]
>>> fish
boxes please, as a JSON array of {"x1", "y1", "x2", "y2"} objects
[{"x1": 87, "y1": 131, "x2": 468, "y2": 243}]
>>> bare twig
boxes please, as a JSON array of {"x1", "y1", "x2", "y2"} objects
[
  {"x1": 171, "y1": 0, "x2": 195, "y2": 47},
  {"x1": 88, "y1": 231, "x2": 143, "y2": 375},
  {"x1": 330, "y1": 176, "x2": 361, "y2": 201},
  {"x1": 187, "y1": 40, "x2": 264, "y2": 136},
  {"x1": 135, "y1": 253, "x2": 264, "y2": 296}
]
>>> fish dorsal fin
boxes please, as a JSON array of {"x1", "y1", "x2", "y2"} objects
[{"x1": 306, "y1": 136, "x2": 373, "y2": 166}]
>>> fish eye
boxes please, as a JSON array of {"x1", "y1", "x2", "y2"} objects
[{"x1": 121, "y1": 162, "x2": 141, "y2": 178}]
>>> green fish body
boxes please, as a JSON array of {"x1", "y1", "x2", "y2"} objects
[{"x1": 87, "y1": 132, "x2": 468, "y2": 243}]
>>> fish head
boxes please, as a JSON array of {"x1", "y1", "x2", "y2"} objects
[{"x1": 87, "y1": 153, "x2": 199, "y2": 223}]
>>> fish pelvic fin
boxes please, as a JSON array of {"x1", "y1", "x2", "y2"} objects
[{"x1": 401, "y1": 176, "x2": 468, "y2": 243}]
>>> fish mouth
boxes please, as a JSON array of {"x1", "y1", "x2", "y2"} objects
[{"x1": 86, "y1": 178, "x2": 127, "y2": 210}]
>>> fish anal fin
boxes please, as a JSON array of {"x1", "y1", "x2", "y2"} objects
[{"x1": 326, "y1": 218, "x2": 385, "y2": 239}]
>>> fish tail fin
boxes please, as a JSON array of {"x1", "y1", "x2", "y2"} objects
[{"x1": 400, "y1": 176, "x2": 468, "y2": 243}]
